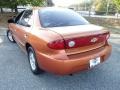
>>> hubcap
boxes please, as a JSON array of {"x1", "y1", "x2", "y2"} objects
[
  {"x1": 8, "y1": 31, "x2": 14, "y2": 42},
  {"x1": 29, "y1": 51, "x2": 36, "y2": 71}
]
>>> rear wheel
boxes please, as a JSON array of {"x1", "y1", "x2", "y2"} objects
[
  {"x1": 28, "y1": 46, "x2": 43, "y2": 74},
  {"x1": 7, "y1": 30, "x2": 15, "y2": 43}
]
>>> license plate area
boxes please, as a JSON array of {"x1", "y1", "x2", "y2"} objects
[{"x1": 90, "y1": 57, "x2": 101, "y2": 68}]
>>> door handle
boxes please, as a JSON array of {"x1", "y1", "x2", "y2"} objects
[{"x1": 24, "y1": 34, "x2": 28, "y2": 38}]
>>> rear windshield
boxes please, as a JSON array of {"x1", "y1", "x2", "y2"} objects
[{"x1": 39, "y1": 8, "x2": 89, "y2": 28}]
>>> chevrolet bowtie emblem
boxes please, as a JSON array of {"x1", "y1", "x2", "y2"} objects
[{"x1": 91, "y1": 38, "x2": 98, "y2": 43}]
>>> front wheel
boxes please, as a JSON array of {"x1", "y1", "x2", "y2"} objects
[
  {"x1": 7, "y1": 30, "x2": 15, "y2": 43},
  {"x1": 28, "y1": 47, "x2": 43, "y2": 74}
]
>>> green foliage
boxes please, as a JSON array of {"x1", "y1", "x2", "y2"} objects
[
  {"x1": 0, "y1": 0, "x2": 44, "y2": 8},
  {"x1": 27, "y1": 0, "x2": 44, "y2": 6},
  {"x1": 95, "y1": 0, "x2": 107, "y2": 12},
  {"x1": 0, "y1": 0, "x2": 11, "y2": 8},
  {"x1": 109, "y1": 3, "x2": 116, "y2": 12},
  {"x1": 0, "y1": 0, "x2": 45, "y2": 13},
  {"x1": 94, "y1": 0, "x2": 116, "y2": 14},
  {"x1": 113, "y1": 0, "x2": 120, "y2": 12}
]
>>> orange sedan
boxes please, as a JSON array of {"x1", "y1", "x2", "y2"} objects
[{"x1": 7, "y1": 7, "x2": 112, "y2": 75}]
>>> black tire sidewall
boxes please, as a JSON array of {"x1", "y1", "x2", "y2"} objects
[
  {"x1": 28, "y1": 47, "x2": 40, "y2": 74},
  {"x1": 7, "y1": 30, "x2": 15, "y2": 43}
]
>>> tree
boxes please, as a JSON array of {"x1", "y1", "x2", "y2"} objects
[
  {"x1": 94, "y1": 0, "x2": 107, "y2": 12},
  {"x1": 0, "y1": 0, "x2": 27, "y2": 13},
  {"x1": 88, "y1": 0, "x2": 94, "y2": 16},
  {"x1": 94, "y1": 0, "x2": 116, "y2": 15},
  {"x1": 0, "y1": 1, "x2": 4, "y2": 13},
  {"x1": 0, "y1": 0, "x2": 44, "y2": 13},
  {"x1": 46, "y1": 0, "x2": 54, "y2": 6},
  {"x1": 113, "y1": 0, "x2": 120, "y2": 12},
  {"x1": 0, "y1": 0, "x2": 54, "y2": 13},
  {"x1": 26, "y1": 0, "x2": 44, "y2": 6},
  {"x1": 11, "y1": 0, "x2": 44, "y2": 12}
]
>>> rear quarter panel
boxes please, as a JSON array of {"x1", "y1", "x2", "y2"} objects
[
  {"x1": 27, "y1": 28, "x2": 68, "y2": 60},
  {"x1": 26, "y1": 28, "x2": 69, "y2": 70}
]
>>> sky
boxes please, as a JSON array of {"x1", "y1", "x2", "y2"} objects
[{"x1": 52, "y1": 0, "x2": 90, "y2": 7}]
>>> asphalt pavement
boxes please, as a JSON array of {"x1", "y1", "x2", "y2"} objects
[{"x1": 0, "y1": 28, "x2": 120, "y2": 90}]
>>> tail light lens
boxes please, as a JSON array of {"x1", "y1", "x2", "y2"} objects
[
  {"x1": 47, "y1": 39, "x2": 65, "y2": 50},
  {"x1": 48, "y1": 32, "x2": 110, "y2": 50}
]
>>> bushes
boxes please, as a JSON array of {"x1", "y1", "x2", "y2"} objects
[
  {"x1": 85, "y1": 17, "x2": 120, "y2": 27},
  {"x1": 95, "y1": 11, "x2": 116, "y2": 15},
  {"x1": 94, "y1": 0, "x2": 116, "y2": 15}
]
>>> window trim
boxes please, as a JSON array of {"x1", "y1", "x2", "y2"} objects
[{"x1": 15, "y1": 10, "x2": 25, "y2": 23}]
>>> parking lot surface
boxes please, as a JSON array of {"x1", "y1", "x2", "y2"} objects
[{"x1": 0, "y1": 29, "x2": 120, "y2": 90}]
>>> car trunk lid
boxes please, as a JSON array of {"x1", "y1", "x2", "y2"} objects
[{"x1": 48, "y1": 24, "x2": 109, "y2": 55}]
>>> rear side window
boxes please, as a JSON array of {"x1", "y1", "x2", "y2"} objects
[
  {"x1": 20, "y1": 10, "x2": 32, "y2": 23},
  {"x1": 17, "y1": 10, "x2": 32, "y2": 26},
  {"x1": 39, "y1": 8, "x2": 89, "y2": 28}
]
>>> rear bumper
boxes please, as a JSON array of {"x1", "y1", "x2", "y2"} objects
[{"x1": 36, "y1": 45, "x2": 112, "y2": 75}]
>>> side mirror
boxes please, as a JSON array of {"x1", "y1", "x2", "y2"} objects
[{"x1": 8, "y1": 18, "x2": 15, "y2": 23}]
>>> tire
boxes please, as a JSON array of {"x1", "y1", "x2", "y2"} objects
[
  {"x1": 27, "y1": 46, "x2": 43, "y2": 75},
  {"x1": 7, "y1": 30, "x2": 15, "y2": 43}
]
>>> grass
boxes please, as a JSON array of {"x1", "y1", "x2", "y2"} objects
[{"x1": 0, "y1": 13, "x2": 16, "y2": 28}]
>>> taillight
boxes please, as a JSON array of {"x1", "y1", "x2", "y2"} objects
[
  {"x1": 48, "y1": 32, "x2": 110, "y2": 50},
  {"x1": 47, "y1": 39, "x2": 65, "y2": 50}
]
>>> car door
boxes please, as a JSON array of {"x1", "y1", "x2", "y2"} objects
[
  {"x1": 14, "y1": 10, "x2": 33, "y2": 50},
  {"x1": 9, "y1": 11, "x2": 24, "y2": 41}
]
